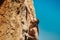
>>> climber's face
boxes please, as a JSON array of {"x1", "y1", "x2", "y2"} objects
[
  {"x1": 33, "y1": 18, "x2": 37, "y2": 22},
  {"x1": 32, "y1": 18, "x2": 39, "y2": 24},
  {"x1": 33, "y1": 18, "x2": 39, "y2": 24},
  {"x1": 30, "y1": 18, "x2": 38, "y2": 24}
]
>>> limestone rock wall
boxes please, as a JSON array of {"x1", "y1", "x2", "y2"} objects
[{"x1": 0, "y1": 0, "x2": 36, "y2": 40}]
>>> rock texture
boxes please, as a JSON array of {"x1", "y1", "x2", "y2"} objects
[{"x1": 0, "y1": 0, "x2": 36, "y2": 40}]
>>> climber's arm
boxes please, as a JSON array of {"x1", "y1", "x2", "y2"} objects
[{"x1": 25, "y1": 33, "x2": 34, "y2": 38}]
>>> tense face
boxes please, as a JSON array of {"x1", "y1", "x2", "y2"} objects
[
  {"x1": 33, "y1": 18, "x2": 39, "y2": 24},
  {"x1": 33, "y1": 18, "x2": 38, "y2": 24}
]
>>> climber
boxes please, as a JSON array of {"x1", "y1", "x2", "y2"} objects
[{"x1": 25, "y1": 18, "x2": 39, "y2": 40}]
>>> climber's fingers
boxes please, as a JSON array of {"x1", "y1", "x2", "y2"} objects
[{"x1": 25, "y1": 33, "x2": 34, "y2": 38}]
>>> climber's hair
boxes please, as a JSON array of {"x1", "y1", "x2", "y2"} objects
[
  {"x1": 36, "y1": 18, "x2": 39, "y2": 35},
  {"x1": 36, "y1": 18, "x2": 39, "y2": 24},
  {"x1": 0, "y1": 0, "x2": 5, "y2": 6}
]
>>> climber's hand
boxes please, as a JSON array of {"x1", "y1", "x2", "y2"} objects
[{"x1": 25, "y1": 33, "x2": 34, "y2": 38}]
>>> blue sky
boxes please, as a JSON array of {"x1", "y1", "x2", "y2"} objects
[{"x1": 34, "y1": 0, "x2": 60, "y2": 40}]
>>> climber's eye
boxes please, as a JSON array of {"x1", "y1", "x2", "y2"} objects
[{"x1": 0, "y1": 0, "x2": 4, "y2": 6}]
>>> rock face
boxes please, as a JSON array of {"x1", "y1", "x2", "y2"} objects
[{"x1": 0, "y1": 0, "x2": 36, "y2": 40}]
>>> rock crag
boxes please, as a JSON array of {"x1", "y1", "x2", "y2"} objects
[{"x1": 0, "y1": 0, "x2": 36, "y2": 40}]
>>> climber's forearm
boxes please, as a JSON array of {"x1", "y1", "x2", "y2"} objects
[
  {"x1": 25, "y1": 33, "x2": 34, "y2": 38},
  {"x1": 35, "y1": 33, "x2": 38, "y2": 40}
]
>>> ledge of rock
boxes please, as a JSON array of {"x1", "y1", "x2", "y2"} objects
[{"x1": 0, "y1": 0, "x2": 36, "y2": 40}]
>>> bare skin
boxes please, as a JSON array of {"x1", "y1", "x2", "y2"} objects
[
  {"x1": 25, "y1": 26, "x2": 38, "y2": 40},
  {"x1": 25, "y1": 18, "x2": 39, "y2": 40},
  {"x1": 32, "y1": 27, "x2": 38, "y2": 40}
]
